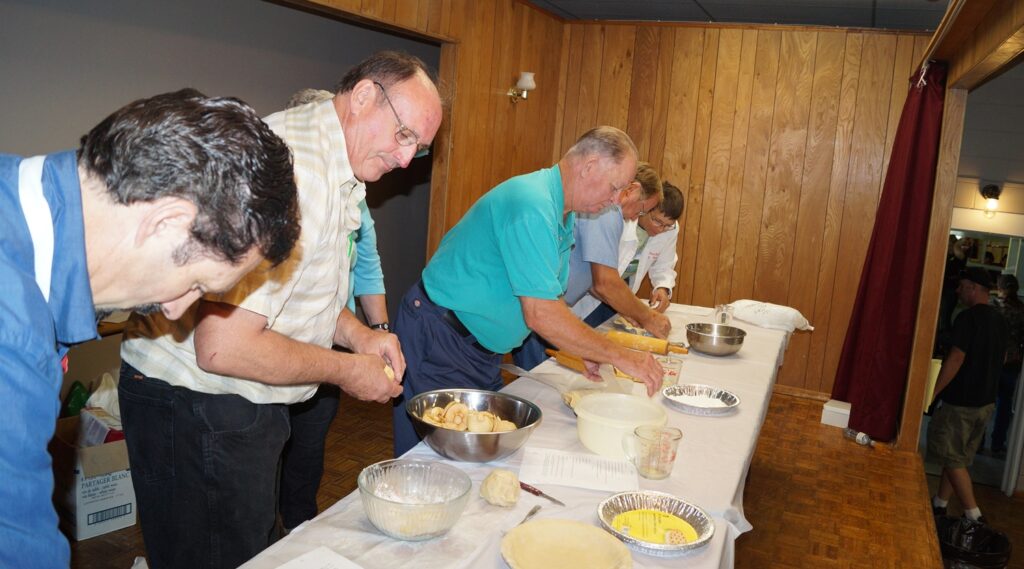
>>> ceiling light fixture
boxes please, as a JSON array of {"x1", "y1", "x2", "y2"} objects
[{"x1": 981, "y1": 183, "x2": 1002, "y2": 219}]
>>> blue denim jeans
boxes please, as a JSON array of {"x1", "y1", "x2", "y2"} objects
[
  {"x1": 391, "y1": 281, "x2": 503, "y2": 456},
  {"x1": 279, "y1": 383, "x2": 340, "y2": 529},
  {"x1": 119, "y1": 362, "x2": 289, "y2": 569}
]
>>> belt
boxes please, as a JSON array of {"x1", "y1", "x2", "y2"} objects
[{"x1": 418, "y1": 281, "x2": 497, "y2": 356}]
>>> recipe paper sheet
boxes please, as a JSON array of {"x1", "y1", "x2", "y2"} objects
[
  {"x1": 274, "y1": 547, "x2": 363, "y2": 569},
  {"x1": 518, "y1": 447, "x2": 639, "y2": 492}
]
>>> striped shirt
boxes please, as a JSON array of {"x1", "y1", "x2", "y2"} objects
[{"x1": 121, "y1": 99, "x2": 365, "y2": 404}]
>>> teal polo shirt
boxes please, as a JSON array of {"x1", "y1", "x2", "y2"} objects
[{"x1": 423, "y1": 165, "x2": 575, "y2": 353}]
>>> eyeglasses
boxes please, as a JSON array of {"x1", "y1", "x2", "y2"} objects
[
  {"x1": 639, "y1": 210, "x2": 677, "y2": 230},
  {"x1": 374, "y1": 81, "x2": 430, "y2": 158}
]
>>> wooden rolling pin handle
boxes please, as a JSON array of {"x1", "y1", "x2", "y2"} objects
[
  {"x1": 605, "y1": 330, "x2": 669, "y2": 355},
  {"x1": 545, "y1": 349, "x2": 587, "y2": 373}
]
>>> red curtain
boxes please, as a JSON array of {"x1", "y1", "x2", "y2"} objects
[{"x1": 831, "y1": 62, "x2": 948, "y2": 442}]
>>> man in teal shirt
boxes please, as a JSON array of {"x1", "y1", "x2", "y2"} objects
[{"x1": 392, "y1": 126, "x2": 664, "y2": 454}]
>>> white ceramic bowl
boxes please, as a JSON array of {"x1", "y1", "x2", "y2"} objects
[{"x1": 575, "y1": 393, "x2": 667, "y2": 458}]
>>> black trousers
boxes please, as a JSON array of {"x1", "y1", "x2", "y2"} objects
[
  {"x1": 279, "y1": 383, "x2": 340, "y2": 529},
  {"x1": 119, "y1": 362, "x2": 289, "y2": 569}
]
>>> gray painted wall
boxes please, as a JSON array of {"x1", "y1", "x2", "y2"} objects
[
  {"x1": 960, "y1": 62, "x2": 1024, "y2": 186},
  {"x1": 1, "y1": 0, "x2": 438, "y2": 389}
]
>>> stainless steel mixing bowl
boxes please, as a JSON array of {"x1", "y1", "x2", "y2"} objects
[
  {"x1": 406, "y1": 388, "x2": 542, "y2": 462},
  {"x1": 685, "y1": 323, "x2": 746, "y2": 356}
]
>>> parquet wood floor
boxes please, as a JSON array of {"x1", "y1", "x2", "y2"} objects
[
  {"x1": 736, "y1": 395, "x2": 944, "y2": 569},
  {"x1": 71, "y1": 390, "x2": 1019, "y2": 568}
]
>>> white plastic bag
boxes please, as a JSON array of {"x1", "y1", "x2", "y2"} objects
[
  {"x1": 729, "y1": 299, "x2": 813, "y2": 333},
  {"x1": 84, "y1": 371, "x2": 121, "y2": 420}
]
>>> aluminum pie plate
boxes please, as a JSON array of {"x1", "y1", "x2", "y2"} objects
[
  {"x1": 662, "y1": 384, "x2": 740, "y2": 416},
  {"x1": 598, "y1": 491, "x2": 714, "y2": 557}
]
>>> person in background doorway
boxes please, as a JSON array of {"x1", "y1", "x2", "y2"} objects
[
  {"x1": 571, "y1": 180, "x2": 685, "y2": 326},
  {"x1": 276, "y1": 89, "x2": 392, "y2": 532},
  {"x1": 936, "y1": 235, "x2": 968, "y2": 357},
  {"x1": 992, "y1": 274, "x2": 1023, "y2": 456},
  {"x1": 928, "y1": 267, "x2": 1009, "y2": 524},
  {"x1": 0, "y1": 89, "x2": 300, "y2": 569},
  {"x1": 119, "y1": 51, "x2": 442, "y2": 569}
]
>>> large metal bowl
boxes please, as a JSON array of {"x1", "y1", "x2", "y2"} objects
[
  {"x1": 407, "y1": 389, "x2": 542, "y2": 462},
  {"x1": 685, "y1": 323, "x2": 746, "y2": 356}
]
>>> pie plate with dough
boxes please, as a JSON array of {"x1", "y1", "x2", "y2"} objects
[{"x1": 501, "y1": 519, "x2": 632, "y2": 569}]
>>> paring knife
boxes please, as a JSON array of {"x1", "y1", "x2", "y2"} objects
[{"x1": 520, "y1": 481, "x2": 566, "y2": 507}]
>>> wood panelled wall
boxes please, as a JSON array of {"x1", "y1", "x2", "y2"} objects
[
  {"x1": 555, "y1": 24, "x2": 929, "y2": 393},
  {"x1": 303, "y1": 0, "x2": 567, "y2": 250},
  {"x1": 293, "y1": 1, "x2": 934, "y2": 395}
]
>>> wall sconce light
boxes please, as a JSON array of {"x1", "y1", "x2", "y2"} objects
[
  {"x1": 508, "y1": 72, "x2": 536, "y2": 103},
  {"x1": 981, "y1": 183, "x2": 1002, "y2": 219}
]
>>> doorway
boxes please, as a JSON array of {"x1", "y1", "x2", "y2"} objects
[{"x1": 918, "y1": 57, "x2": 1024, "y2": 497}]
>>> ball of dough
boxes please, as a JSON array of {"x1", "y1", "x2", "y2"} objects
[{"x1": 480, "y1": 469, "x2": 520, "y2": 507}]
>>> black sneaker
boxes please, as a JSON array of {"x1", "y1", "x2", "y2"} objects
[
  {"x1": 933, "y1": 505, "x2": 947, "y2": 516},
  {"x1": 963, "y1": 514, "x2": 987, "y2": 525}
]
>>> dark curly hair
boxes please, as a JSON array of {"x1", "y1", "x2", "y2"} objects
[{"x1": 77, "y1": 88, "x2": 300, "y2": 267}]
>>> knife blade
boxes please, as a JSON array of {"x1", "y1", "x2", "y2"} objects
[{"x1": 520, "y1": 481, "x2": 566, "y2": 507}]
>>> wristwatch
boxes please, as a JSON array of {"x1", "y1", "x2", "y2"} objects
[{"x1": 369, "y1": 322, "x2": 390, "y2": 331}]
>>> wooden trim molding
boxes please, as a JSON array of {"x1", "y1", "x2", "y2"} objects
[
  {"x1": 930, "y1": 0, "x2": 1024, "y2": 90},
  {"x1": 772, "y1": 383, "x2": 830, "y2": 402},
  {"x1": 897, "y1": 87, "x2": 968, "y2": 452},
  {"x1": 277, "y1": 0, "x2": 455, "y2": 44},
  {"x1": 426, "y1": 43, "x2": 457, "y2": 256}
]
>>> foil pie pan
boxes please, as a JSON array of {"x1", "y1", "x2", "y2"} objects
[
  {"x1": 662, "y1": 383, "x2": 740, "y2": 416},
  {"x1": 597, "y1": 491, "x2": 714, "y2": 557}
]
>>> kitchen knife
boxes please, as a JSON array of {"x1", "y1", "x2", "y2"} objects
[{"x1": 519, "y1": 481, "x2": 566, "y2": 507}]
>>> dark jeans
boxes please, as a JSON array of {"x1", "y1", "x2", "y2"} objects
[
  {"x1": 992, "y1": 366, "x2": 1020, "y2": 451},
  {"x1": 118, "y1": 362, "x2": 289, "y2": 569},
  {"x1": 511, "y1": 333, "x2": 551, "y2": 371},
  {"x1": 391, "y1": 281, "x2": 502, "y2": 456},
  {"x1": 279, "y1": 383, "x2": 340, "y2": 529},
  {"x1": 511, "y1": 302, "x2": 616, "y2": 371}
]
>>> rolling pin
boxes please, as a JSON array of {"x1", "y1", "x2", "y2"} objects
[
  {"x1": 606, "y1": 330, "x2": 689, "y2": 355},
  {"x1": 544, "y1": 348, "x2": 644, "y2": 382},
  {"x1": 545, "y1": 348, "x2": 587, "y2": 373}
]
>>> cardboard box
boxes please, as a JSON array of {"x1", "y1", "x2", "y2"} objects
[
  {"x1": 78, "y1": 407, "x2": 124, "y2": 447},
  {"x1": 50, "y1": 416, "x2": 136, "y2": 540},
  {"x1": 820, "y1": 399, "x2": 851, "y2": 428}
]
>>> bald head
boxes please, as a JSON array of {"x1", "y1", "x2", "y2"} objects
[{"x1": 559, "y1": 126, "x2": 639, "y2": 215}]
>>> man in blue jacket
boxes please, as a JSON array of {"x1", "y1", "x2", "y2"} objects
[{"x1": 0, "y1": 89, "x2": 300, "y2": 568}]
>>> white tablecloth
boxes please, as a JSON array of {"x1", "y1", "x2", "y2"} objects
[{"x1": 243, "y1": 305, "x2": 787, "y2": 569}]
